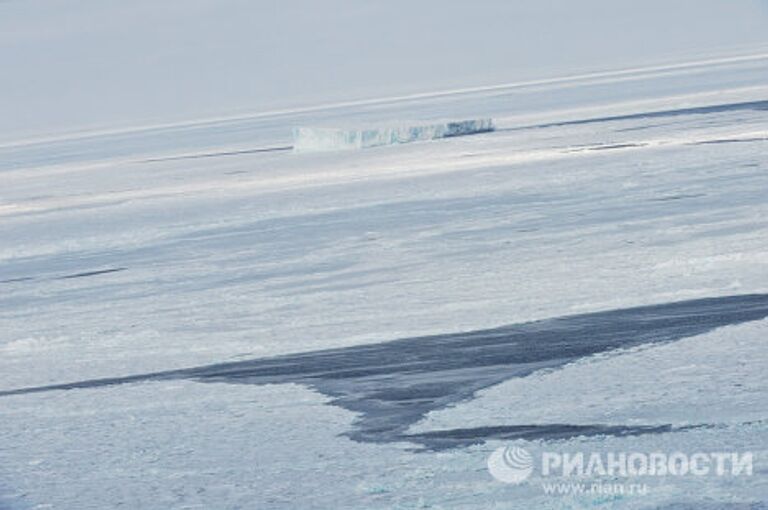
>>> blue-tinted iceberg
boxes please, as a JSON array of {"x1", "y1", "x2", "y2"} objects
[{"x1": 292, "y1": 119, "x2": 494, "y2": 152}]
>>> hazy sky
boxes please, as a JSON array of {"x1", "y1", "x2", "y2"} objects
[{"x1": 2, "y1": 0, "x2": 767, "y2": 140}]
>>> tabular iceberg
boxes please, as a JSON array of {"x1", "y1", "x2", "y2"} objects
[{"x1": 292, "y1": 118, "x2": 494, "y2": 152}]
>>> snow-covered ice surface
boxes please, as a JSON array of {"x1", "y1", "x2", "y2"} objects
[
  {"x1": 292, "y1": 119, "x2": 494, "y2": 152},
  {"x1": 2, "y1": 56, "x2": 768, "y2": 509}
]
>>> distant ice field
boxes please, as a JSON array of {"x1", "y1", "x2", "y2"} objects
[{"x1": 1, "y1": 56, "x2": 768, "y2": 509}]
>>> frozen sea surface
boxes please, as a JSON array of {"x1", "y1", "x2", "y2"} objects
[
  {"x1": 292, "y1": 119, "x2": 494, "y2": 152},
  {"x1": 1, "y1": 56, "x2": 768, "y2": 509}
]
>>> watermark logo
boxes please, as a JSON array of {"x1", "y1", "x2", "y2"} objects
[
  {"x1": 487, "y1": 446, "x2": 534, "y2": 484},
  {"x1": 540, "y1": 451, "x2": 753, "y2": 478},
  {"x1": 487, "y1": 447, "x2": 753, "y2": 490}
]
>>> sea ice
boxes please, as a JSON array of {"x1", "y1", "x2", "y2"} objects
[{"x1": 292, "y1": 119, "x2": 494, "y2": 152}]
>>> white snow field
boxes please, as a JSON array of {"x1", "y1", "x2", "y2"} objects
[{"x1": 2, "y1": 55, "x2": 768, "y2": 509}]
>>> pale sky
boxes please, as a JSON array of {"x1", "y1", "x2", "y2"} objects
[{"x1": 2, "y1": 0, "x2": 767, "y2": 140}]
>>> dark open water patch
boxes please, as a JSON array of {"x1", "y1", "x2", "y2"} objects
[
  {"x1": 512, "y1": 100, "x2": 768, "y2": 130},
  {"x1": 649, "y1": 193, "x2": 707, "y2": 203},
  {"x1": 57, "y1": 267, "x2": 126, "y2": 280},
  {"x1": 3, "y1": 294, "x2": 768, "y2": 449},
  {"x1": 690, "y1": 137, "x2": 768, "y2": 146},
  {"x1": 562, "y1": 142, "x2": 648, "y2": 153},
  {"x1": 586, "y1": 143, "x2": 647, "y2": 151},
  {"x1": 403, "y1": 424, "x2": 679, "y2": 451},
  {"x1": 0, "y1": 277, "x2": 34, "y2": 284},
  {"x1": 2, "y1": 267, "x2": 126, "y2": 284},
  {"x1": 141, "y1": 145, "x2": 292, "y2": 163}
]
